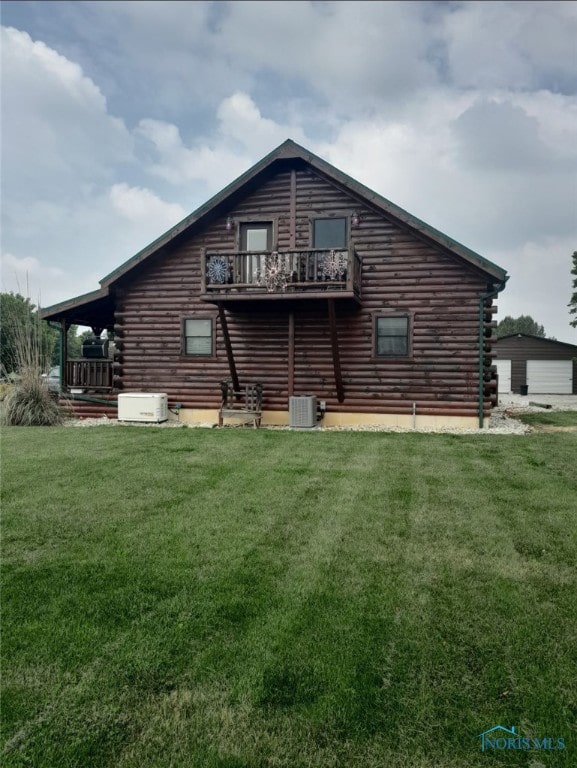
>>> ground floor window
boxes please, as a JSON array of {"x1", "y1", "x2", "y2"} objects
[
  {"x1": 375, "y1": 315, "x2": 409, "y2": 357},
  {"x1": 184, "y1": 318, "x2": 213, "y2": 355}
]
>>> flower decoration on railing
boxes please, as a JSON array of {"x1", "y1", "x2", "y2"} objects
[
  {"x1": 207, "y1": 256, "x2": 230, "y2": 284},
  {"x1": 257, "y1": 252, "x2": 291, "y2": 293},
  {"x1": 321, "y1": 249, "x2": 348, "y2": 280}
]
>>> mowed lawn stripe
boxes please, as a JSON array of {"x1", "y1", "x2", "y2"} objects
[{"x1": 1, "y1": 427, "x2": 576, "y2": 767}]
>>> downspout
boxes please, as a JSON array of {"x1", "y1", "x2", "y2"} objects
[{"x1": 478, "y1": 276, "x2": 509, "y2": 428}]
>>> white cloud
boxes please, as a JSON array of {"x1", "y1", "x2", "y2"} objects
[
  {"x1": 30, "y1": 0, "x2": 252, "y2": 122},
  {"x1": 1, "y1": 252, "x2": 64, "y2": 285},
  {"x1": 14, "y1": 0, "x2": 442, "y2": 124},
  {"x1": 2, "y1": 24, "x2": 106, "y2": 107},
  {"x1": 218, "y1": 1, "x2": 440, "y2": 111},
  {"x1": 1, "y1": 26, "x2": 132, "y2": 200},
  {"x1": 216, "y1": 92, "x2": 305, "y2": 152},
  {"x1": 137, "y1": 118, "x2": 249, "y2": 190},
  {"x1": 0, "y1": 26, "x2": 187, "y2": 306},
  {"x1": 452, "y1": 100, "x2": 552, "y2": 171},
  {"x1": 443, "y1": 1, "x2": 577, "y2": 92},
  {"x1": 0, "y1": 251, "x2": 99, "y2": 309},
  {"x1": 109, "y1": 184, "x2": 186, "y2": 226},
  {"x1": 137, "y1": 92, "x2": 305, "y2": 191}
]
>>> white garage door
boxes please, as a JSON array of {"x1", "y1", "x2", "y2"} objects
[
  {"x1": 527, "y1": 360, "x2": 572, "y2": 394},
  {"x1": 495, "y1": 360, "x2": 512, "y2": 393}
]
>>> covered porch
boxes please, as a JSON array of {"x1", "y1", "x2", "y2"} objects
[{"x1": 41, "y1": 288, "x2": 117, "y2": 394}]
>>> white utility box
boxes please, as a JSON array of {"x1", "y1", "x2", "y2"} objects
[{"x1": 117, "y1": 393, "x2": 168, "y2": 423}]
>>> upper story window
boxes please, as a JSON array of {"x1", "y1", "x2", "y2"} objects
[
  {"x1": 240, "y1": 223, "x2": 272, "y2": 251},
  {"x1": 313, "y1": 218, "x2": 347, "y2": 249},
  {"x1": 376, "y1": 316, "x2": 409, "y2": 357}
]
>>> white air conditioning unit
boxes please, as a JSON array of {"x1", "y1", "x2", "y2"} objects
[
  {"x1": 289, "y1": 395, "x2": 317, "y2": 428},
  {"x1": 117, "y1": 393, "x2": 168, "y2": 423}
]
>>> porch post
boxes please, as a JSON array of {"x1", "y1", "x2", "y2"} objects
[{"x1": 60, "y1": 319, "x2": 68, "y2": 390}]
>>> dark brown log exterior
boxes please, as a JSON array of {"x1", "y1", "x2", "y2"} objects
[
  {"x1": 288, "y1": 310, "x2": 295, "y2": 397},
  {"x1": 111, "y1": 164, "x2": 499, "y2": 417}
]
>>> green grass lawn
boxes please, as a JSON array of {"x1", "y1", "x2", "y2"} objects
[
  {"x1": 1, "y1": 426, "x2": 576, "y2": 767},
  {"x1": 514, "y1": 410, "x2": 577, "y2": 427}
]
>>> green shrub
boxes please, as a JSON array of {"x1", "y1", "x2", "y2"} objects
[{"x1": 2, "y1": 369, "x2": 62, "y2": 426}]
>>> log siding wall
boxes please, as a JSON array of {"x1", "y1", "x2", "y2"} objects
[{"x1": 113, "y1": 166, "x2": 496, "y2": 417}]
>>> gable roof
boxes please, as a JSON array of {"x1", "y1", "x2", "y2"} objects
[
  {"x1": 42, "y1": 139, "x2": 507, "y2": 322},
  {"x1": 495, "y1": 333, "x2": 577, "y2": 351}
]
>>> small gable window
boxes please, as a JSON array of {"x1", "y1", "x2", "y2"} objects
[
  {"x1": 313, "y1": 218, "x2": 347, "y2": 249},
  {"x1": 184, "y1": 318, "x2": 213, "y2": 356},
  {"x1": 375, "y1": 316, "x2": 409, "y2": 357},
  {"x1": 240, "y1": 223, "x2": 272, "y2": 251}
]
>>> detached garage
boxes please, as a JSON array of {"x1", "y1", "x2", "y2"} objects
[{"x1": 494, "y1": 334, "x2": 577, "y2": 395}]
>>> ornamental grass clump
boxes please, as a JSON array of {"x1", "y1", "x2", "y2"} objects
[
  {"x1": 2, "y1": 368, "x2": 62, "y2": 426},
  {"x1": 1, "y1": 292, "x2": 61, "y2": 426}
]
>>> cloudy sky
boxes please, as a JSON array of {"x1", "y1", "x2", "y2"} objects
[{"x1": 1, "y1": 0, "x2": 576, "y2": 340}]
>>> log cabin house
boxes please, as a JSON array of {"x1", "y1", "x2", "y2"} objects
[{"x1": 42, "y1": 139, "x2": 508, "y2": 428}]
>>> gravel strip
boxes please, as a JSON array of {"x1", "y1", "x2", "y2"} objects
[
  {"x1": 64, "y1": 417, "x2": 188, "y2": 428},
  {"x1": 63, "y1": 395, "x2": 577, "y2": 435},
  {"x1": 65, "y1": 395, "x2": 577, "y2": 435},
  {"x1": 63, "y1": 411, "x2": 529, "y2": 435}
]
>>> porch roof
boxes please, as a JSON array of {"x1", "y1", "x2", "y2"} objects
[{"x1": 41, "y1": 288, "x2": 115, "y2": 330}]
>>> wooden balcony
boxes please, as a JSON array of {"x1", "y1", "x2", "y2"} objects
[
  {"x1": 200, "y1": 249, "x2": 362, "y2": 303},
  {"x1": 65, "y1": 359, "x2": 113, "y2": 391}
]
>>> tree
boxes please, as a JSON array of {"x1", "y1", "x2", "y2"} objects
[
  {"x1": 1, "y1": 293, "x2": 30, "y2": 375},
  {"x1": 64, "y1": 327, "x2": 91, "y2": 361},
  {"x1": 496, "y1": 315, "x2": 547, "y2": 339},
  {"x1": 0, "y1": 292, "x2": 58, "y2": 376},
  {"x1": 569, "y1": 251, "x2": 577, "y2": 328},
  {"x1": 0, "y1": 292, "x2": 62, "y2": 426}
]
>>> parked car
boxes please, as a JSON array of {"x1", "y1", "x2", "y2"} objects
[{"x1": 42, "y1": 366, "x2": 61, "y2": 395}]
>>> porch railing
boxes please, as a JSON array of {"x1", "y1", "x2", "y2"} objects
[
  {"x1": 202, "y1": 248, "x2": 362, "y2": 298},
  {"x1": 65, "y1": 359, "x2": 113, "y2": 391}
]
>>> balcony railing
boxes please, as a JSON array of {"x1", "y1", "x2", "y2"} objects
[
  {"x1": 201, "y1": 249, "x2": 362, "y2": 301},
  {"x1": 65, "y1": 359, "x2": 113, "y2": 391}
]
